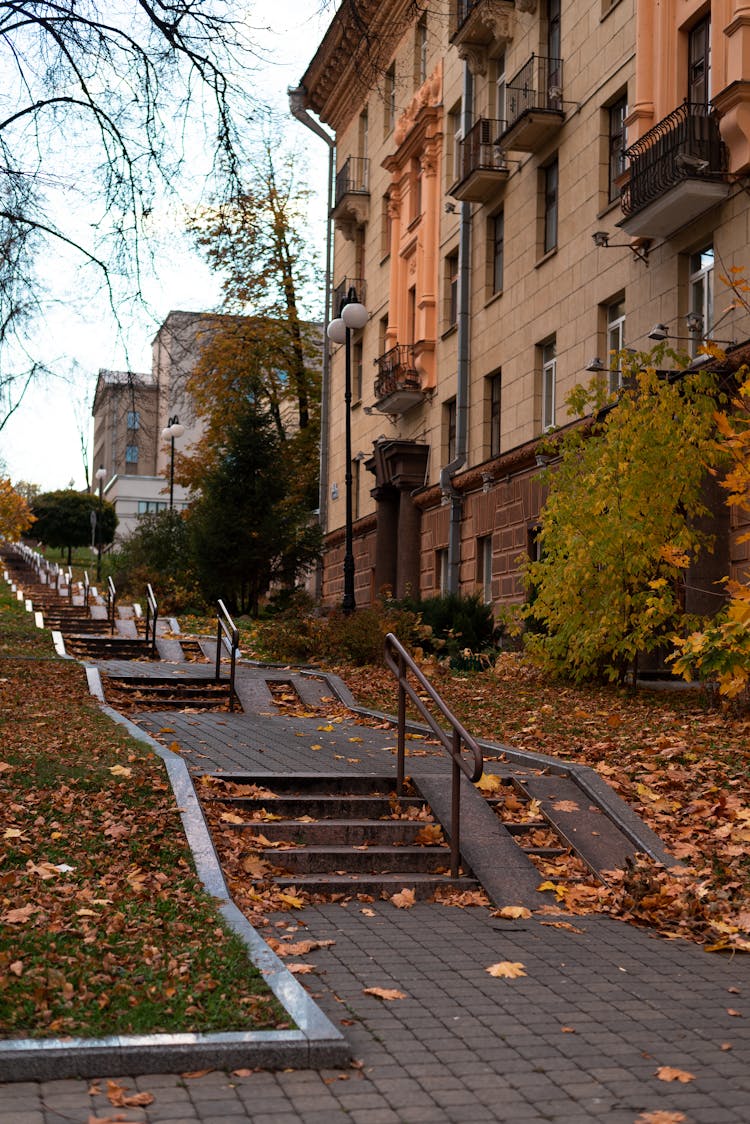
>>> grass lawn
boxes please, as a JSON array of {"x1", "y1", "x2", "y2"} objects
[{"x1": 0, "y1": 587, "x2": 290, "y2": 1039}]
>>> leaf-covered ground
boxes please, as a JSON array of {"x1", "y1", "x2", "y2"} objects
[
  {"x1": 0, "y1": 590, "x2": 289, "y2": 1039},
  {"x1": 335, "y1": 654, "x2": 750, "y2": 950}
]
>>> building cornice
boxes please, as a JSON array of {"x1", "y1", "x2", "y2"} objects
[{"x1": 299, "y1": 0, "x2": 417, "y2": 134}]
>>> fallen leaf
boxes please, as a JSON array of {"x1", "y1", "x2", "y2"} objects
[
  {"x1": 106, "y1": 1080, "x2": 155, "y2": 1107},
  {"x1": 390, "y1": 888, "x2": 416, "y2": 909},
  {"x1": 220, "y1": 812, "x2": 246, "y2": 824},
  {"x1": 475, "y1": 772, "x2": 503, "y2": 794},
  {"x1": 361, "y1": 908, "x2": 376, "y2": 917},
  {"x1": 727, "y1": 1008, "x2": 742, "y2": 1017},
  {"x1": 539, "y1": 920, "x2": 586, "y2": 934},
  {"x1": 486, "y1": 961, "x2": 527, "y2": 979},
  {"x1": 3, "y1": 904, "x2": 38, "y2": 924},
  {"x1": 363, "y1": 987, "x2": 407, "y2": 1001},
  {"x1": 232, "y1": 1068, "x2": 254, "y2": 1077},
  {"x1": 560, "y1": 1026, "x2": 575, "y2": 1033},
  {"x1": 181, "y1": 1069, "x2": 214, "y2": 1079},
  {"x1": 286, "y1": 963, "x2": 316, "y2": 975},
  {"x1": 721, "y1": 1042, "x2": 733, "y2": 1050},
  {"x1": 108, "y1": 765, "x2": 132, "y2": 778},
  {"x1": 494, "y1": 906, "x2": 531, "y2": 920},
  {"x1": 655, "y1": 1066, "x2": 695, "y2": 1084},
  {"x1": 9, "y1": 960, "x2": 23, "y2": 976},
  {"x1": 552, "y1": 799, "x2": 580, "y2": 813},
  {"x1": 634, "y1": 1113, "x2": 686, "y2": 1124}
]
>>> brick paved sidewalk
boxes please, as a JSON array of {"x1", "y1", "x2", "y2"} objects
[{"x1": 3, "y1": 662, "x2": 750, "y2": 1123}]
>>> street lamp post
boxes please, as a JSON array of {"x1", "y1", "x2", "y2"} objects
[
  {"x1": 94, "y1": 466, "x2": 107, "y2": 581},
  {"x1": 161, "y1": 415, "x2": 185, "y2": 511},
  {"x1": 326, "y1": 289, "x2": 368, "y2": 615}
]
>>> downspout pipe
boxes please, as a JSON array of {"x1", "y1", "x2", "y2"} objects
[
  {"x1": 442, "y1": 62, "x2": 473, "y2": 594},
  {"x1": 288, "y1": 86, "x2": 335, "y2": 601}
]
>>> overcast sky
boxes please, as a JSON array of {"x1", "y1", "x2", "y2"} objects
[{"x1": 0, "y1": 1, "x2": 332, "y2": 492}]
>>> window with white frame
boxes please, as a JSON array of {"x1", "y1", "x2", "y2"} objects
[
  {"x1": 689, "y1": 245, "x2": 714, "y2": 354},
  {"x1": 494, "y1": 54, "x2": 506, "y2": 124},
  {"x1": 415, "y1": 14, "x2": 428, "y2": 87},
  {"x1": 490, "y1": 210, "x2": 504, "y2": 295},
  {"x1": 542, "y1": 158, "x2": 558, "y2": 254},
  {"x1": 126, "y1": 410, "x2": 140, "y2": 430},
  {"x1": 445, "y1": 251, "x2": 459, "y2": 328},
  {"x1": 447, "y1": 101, "x2": 462, "y2": 187},
  {"x1": 487, "y1": 372, "x2": 501, "y2": 457},
  {"x1": 541, "y1": 340, "x2": 556, "y2": 431},
  {"x1": 125, "y1": 445, "x2": 139, "y2": 464},
  {"x1": 138, "y1": 500, "x2": 167, "y2": 515},
  {"x1": 608, "y1": 96, "x2": 627, "y2": 203},
  {"x1": 607, "y1": 299, "x2": 625, "y2": 391}
]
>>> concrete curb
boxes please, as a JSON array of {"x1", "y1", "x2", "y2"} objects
[
  {"x1": 0, "y1": 669, "x2": 350, "y2": 1082},
  {"x1": 300, "y1": 668, "x2": 675, "y2": 868}
]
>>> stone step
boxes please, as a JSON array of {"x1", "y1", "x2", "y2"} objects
[
  {"x1": 273, "y1": 872, "x2": 477, "y2": 899},
  {"x1": 215, "y1": 793, "x2": 427, "y2": 820},
  {"x1": 237, "y1": 818, "x2": 442, "y2": 846},
  {"x1": 210, "y1": 772, "x2": 406, "y2": 796},
  {"x1": 265, "y1": 844, "x2": 453, "y2": 875}
]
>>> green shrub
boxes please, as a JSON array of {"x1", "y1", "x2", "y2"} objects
[{"x1": 395, "y1": 592, "x2": 499, "y2": 658}]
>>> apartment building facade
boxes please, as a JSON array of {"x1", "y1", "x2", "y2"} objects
[{"x1": 297, "y1": 0, "x2": 750, "y2": 613}]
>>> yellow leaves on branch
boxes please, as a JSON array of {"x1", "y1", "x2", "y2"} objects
[{"x1": 0, "y1": 478, "x2": 34, "y2": 541}]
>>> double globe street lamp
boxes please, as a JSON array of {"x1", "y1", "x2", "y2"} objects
[
  {"x1": 161, "y1": 415, "x2": 185, "y2": 511},
  {"x1": 327, "y1": 290, "x2": 368, "y2": 615}
]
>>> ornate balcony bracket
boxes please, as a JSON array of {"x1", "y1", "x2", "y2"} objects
[{"x1": 450, "y1": 0, "x2": 515, "y2": 65}]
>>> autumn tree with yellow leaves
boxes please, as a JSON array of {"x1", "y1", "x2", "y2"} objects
[
  {"x1": 0, "y1": 478, "x2": 34, "y2": 541},
  {"x1": 523, "y1": 357, "x2": 725, "y2": 685}
]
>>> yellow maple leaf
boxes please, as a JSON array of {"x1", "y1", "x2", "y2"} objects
[
  {"x1": 390, "y1": 888, "x2": 416, "y2": 909},
  {"x1": 109, "y1": 765, "x2": 132, "y2": 777},
  {"x1": 494, "y1": 905, "x2": 532, "y2": 920},
  {"x1": 475, "y1": 772, "x2": 503, "y2": 794}
]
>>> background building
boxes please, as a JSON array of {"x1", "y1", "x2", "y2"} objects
[{"x1": 297, "y1": 0, "x2": 750, "y2": 613}]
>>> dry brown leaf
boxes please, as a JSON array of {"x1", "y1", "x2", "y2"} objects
[
  {"x1": 634, "y1": 1113, "x2": 686, "y2": 1124},
  {"x1": 3, "y1": 904, "x2": 38, "y2": 924},
  {"x1": 485, "y1": 961, "x2": 527, "y2": 979},
  {"x1": 539, "y1": 920, "x2": 586, "y2": 934},
  {"x1": 654, "y1": 1066, "x2": 695, "y2": 1084},
  {"x1": 390, "y1": 888, "x2": 416, "y2": 909},
  {"x1": 552, "y1": 799, "x2": 580, "y2": 813},
  {"x1": 361, "y1": 907, "x2": 376, "y2": 917},
  {"x1": 88, "y1": 1115, "x2": 128, "y2": 1124},
  {"x1": 106, "y1": 1080, "x2": 155, "y2": 1107},
  {"x1": 560, "y1": 1026, "x2": 575, "y2": 1033},
  {"x1": 494, "y1": 905, "x2": 532, "y2": 920},
  {"x1": 363, "y1": 987, "x2": 407, "y2": 1000},
  {"x1": 286, "y1": 963, "x2": 316, "y2": 975},
  {"x1": 181, "y1": 1069, "x2": 215, "y2": 1079},
  {"x1": 727, "y1": 1008, "x2": 743, "y2": 1016},
  {"x1": 232, "y1": 1068, "x2": 254, "y2": 1077},
  {"x1": 475, "y1": 772, "x2": 503, "y2": 794}
]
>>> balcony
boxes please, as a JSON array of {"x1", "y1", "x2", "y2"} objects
[
  {"x1": 498, "y1": 54, "x2": 564, "y2": 152},
  {"x1": 449, "y1": 118, "x2": 510, "y2": 203},
  {"x1": 618, "y1": 102, "x2": 729, "y2": 239},
  {"x1": 332, "y1": 277, "x2": 367, "y2": 316},
  {"x1": 374, "y1": 345, "x2": 424, "y2": 415},
  {"x1": 331, "y1": 156, "x2": 370, "y2": 240},
  {"x1": 449, "y1": 0, "x2": 515, "y2": 70}
]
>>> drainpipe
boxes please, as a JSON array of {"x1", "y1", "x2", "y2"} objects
[
  {"x1": 441, "y1": 62, "x2": 473, "y2": 594},
  {"x1": 288, "y1": 86, "x2": 335, "y2": 601}
]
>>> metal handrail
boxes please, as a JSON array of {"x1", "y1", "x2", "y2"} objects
[
  {"x1": 66, "y1": 569, "x2": 73, "y2": 603},
  {"x1": 107, "y1": 576, "x2": 116, "y2": 635},
  {"x1": 383, "y1": 633, "x2": 483, "y2": 878},
  {"x1": 82, "y1": 571, "x2": 90, "y2": 609},
  {"x1": 215, "y1": 599, "x2": 239, "y2": 712},
  {"x1": 145, "y1": 583, "x2": 158, "y2": 657},
  {"x1": 334, "y1": 156, "x2": 370, "y2": 207}
]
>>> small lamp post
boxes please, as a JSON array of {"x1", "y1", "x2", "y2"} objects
[
  {"x1": 161, "y1": 415, "x2": 185, "y2": 511},
  {"x1": 94, "y1": 466, "x2": 107, "y2": 581},
  {"x1": 326, "y1": 288, "x2": 368, "y2": 615}
]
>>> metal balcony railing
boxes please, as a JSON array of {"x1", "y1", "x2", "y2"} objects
[
  {"x1": 620, "y1": 101, "x2": 727, "y2": 217},
  {"x1": 333, "y1": 277, "x2": 367, "y2": 316},
  {"x1": 455, "y1": 117, "x2": 508, "y2": 182},
  {"x1": 334, "y1": 156, "x2": 370, "y2": 208},
  {"x1": 374, "y1": 344, "x2": 420, "y2": 401},
  {"x1": 505, "y1": 53, "x2": 563, "y2": 129}
]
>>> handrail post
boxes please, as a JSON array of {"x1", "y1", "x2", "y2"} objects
[
  {"x1": 215, "y1": 611, "x2": 222, "y2": 684},
  {"x1": 107, "y1": 576, "x2": 116, "y2": 635},
  {"x1": 451, "y1": 731, "x2": 461, "y2": 879},
  {"x1": 228, "y1": 625, "x2": 238, "y2": 712},
  {"x1": 397, "y1": 651, "x2": 406, "y2": 798}
]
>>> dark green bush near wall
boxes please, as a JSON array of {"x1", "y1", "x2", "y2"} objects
[{"x1": 395, "y1": 592, "x2": 500, "y2": 658}]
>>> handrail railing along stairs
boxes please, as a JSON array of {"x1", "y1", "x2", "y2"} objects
[{"x1": 383, "y1": 633, "x2": 484, "y2": 879}]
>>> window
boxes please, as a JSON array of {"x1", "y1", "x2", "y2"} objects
[
  {"x1": 415, "y1": 15, "x2": 428, "y2": 87},
  {"x1": 138, "y1": 500, "x2": 166, "y2": 515},
  {"x1": 126, "y1": 410, "x2": 140, "y2": 430},
  {"x1": 689, "y1": 245, "x2": 714, "y2": 354},
  {"x1": 435, "y1": 548, "x2": 449, "y2": 595},
  {"x1": 446, "y1": 251, "x2": 459, "y2": 328},
  {"x1": 608, "y1": 96, "x2": 627, "y2": 203},
  {"x1": 125, "y1": 445, "x2": 139, "y2": 464},
  {"x1": 407, "y1": 286, "x2": 417, "y2": 345},
  {"x1": 543, "y1": 159, "x2": 558, "y2": 254},
  {"x1": 352, "y1": 457, "x2": 360, "y2": 521},
  {"x1": 384, "y1": 63, "x2": 396, "y2": 135},
  {"x1": 490, "y1": 211, "x2": 504, "y2": 295},
  {"x1": 355, "y1": 224, "x2": 366, "y2": 281},
  {"x1": 606, "y1": 299, "x2": 625, "y2": 391},
  {"x1": 688, "y1": 16, "x2": 710, "y2": 105},
  {"x1": 379, "y1": 314, "x2": 389, "y2": 356},
  {"x1": 410, "y1": 157, "x2": 422, "y2": 222},
  {"x1": 494, "y1": 55, "x2": 506, "y2": 123},
  {"x1": 541, "y1": 340, "x2": 556, "y2": 431},
  {"x1": 547, "y1": 0, "x2": 562, "y2": 100},
  {"x1": 358, "y1": 109, "x2": 369, "y2": 158},
  {"x1": 353, "y1": 340, "x2": 364, "y2": 400},
  {"x1": 447, "y1": 102, "x2": 462, "y2": 187},
  {"x1": 476, "y1": 536, "x2": 493, "y2": 604},
  {"x1": 488, "y1": 372, "x2": 502, "y2": 457},
  {"x1": 445, "y1": 398, "x2": 457, "y2": 463},
  {"x1": 381, "y1": 191, "x2": 392, "y2": 258}
]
